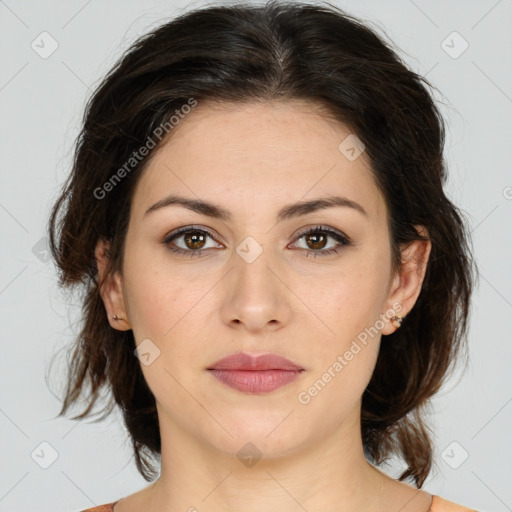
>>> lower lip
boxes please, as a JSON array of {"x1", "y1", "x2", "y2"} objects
[{"x1": 208, "y1": 369, "x2": 304, "y2": 394}]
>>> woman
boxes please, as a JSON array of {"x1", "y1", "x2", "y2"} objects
[{"x1": 47, "y1": 1, "x2": 478, "y2": 511}]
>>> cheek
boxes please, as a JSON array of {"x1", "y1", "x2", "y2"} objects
[
  {"x1": 295, "y1": 270, "x2": 385, "y2": 415},
  {"x1": 122, "y1": 250, "x2": 216, "y2": 374},
  {"x1": 304, "y1": 257, "x2": 389, "y2": 338},
  {"x1": 122, "y1": 262, "x2": 211, "y2": 414},
  {"x1": 122, "y1": 243, "x2": 191, "y2": 333},
  {"x1": 294, "y1": 256, "x2": 389, "y2": 400}
]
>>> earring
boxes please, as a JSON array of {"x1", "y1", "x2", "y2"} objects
[
  {"x1": 390, "y1": 315, "x2": 402, "y2": 329},
  {"x1": 113, "y1": 314, "x2": 123, "y2": 321}
]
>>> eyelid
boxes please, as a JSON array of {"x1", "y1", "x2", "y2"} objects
[
  {"x1": 163, "y1": 223, "x2": 351, "y2": 257},
  {"x1": 163, "y1": 224, "x2": 223, "y2": 246},
  {"x1": 163, "y1": 224, "x2": 348, "y2": 243},
  {"x1": 292, "y1": 224, "x2": 350, "y2": 242}
]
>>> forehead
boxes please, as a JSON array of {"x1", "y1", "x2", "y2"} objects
[{"x1": 131, "y1": 100, "x2": 386, "y2": 223}]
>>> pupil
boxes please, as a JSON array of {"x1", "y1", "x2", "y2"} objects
[
  {"x1": 308, "y1": 233, "x2": 326, "y2": 249},
  {"x1": 185, "y1": 232, "x2": 205, "y2": 250}
]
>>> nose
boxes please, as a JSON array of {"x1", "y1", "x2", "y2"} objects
[{"x1": 219, "y1": 244, "x2": 292, "y2": 333}]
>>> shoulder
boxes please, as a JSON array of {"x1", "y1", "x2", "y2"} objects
[
  {"x1": 430, "y1": 495, "x2": 479, "y2": 512},
  {"x1": 79, "y1": 502, "x2": 118, "y2": 512}
]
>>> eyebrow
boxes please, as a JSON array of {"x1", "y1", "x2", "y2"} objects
[{"x1": 144, "y1": 194, "x2": 368, "y2": 222}]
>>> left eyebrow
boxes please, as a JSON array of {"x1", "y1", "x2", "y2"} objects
[{"x1": 143, "y1": 194, "x2": 369, "y2": 221}]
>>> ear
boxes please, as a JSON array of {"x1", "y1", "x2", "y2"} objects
[
  {"x1": 95, "y1": 238, "x2": 132, "y2": 331},
  {"x1": 381, "y1": 225, "x2": 431, "y2": 335}
]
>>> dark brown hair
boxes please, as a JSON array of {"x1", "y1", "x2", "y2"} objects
[{"x1": 47, "y1": 0, "x2": 476, "y2": 487}]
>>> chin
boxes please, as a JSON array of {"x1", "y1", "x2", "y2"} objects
[
  {"x1": 209, "y1": 434, "x2": 307, "y2": 465},
  {"x1": 204, "y1": 412, "x2": 312, "y2": 461}
]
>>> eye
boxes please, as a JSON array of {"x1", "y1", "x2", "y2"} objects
[
  {"x1": 163, "y1": 224, "x2": 351, "y2": 259},
  {"x1": 163, "y1": 225, "x2": 222, "y2": 258},
  {"x1": 290, "y1": 225, "x2": 351, "y2": 258}
]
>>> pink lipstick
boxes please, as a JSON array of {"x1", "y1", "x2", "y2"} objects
[{"x1": 207, "y1": 352, "x2": 305, "y2": 394}]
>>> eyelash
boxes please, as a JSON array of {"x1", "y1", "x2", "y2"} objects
[{"x1": 162, "y1": 225, "x2": 351, "y2": 259}]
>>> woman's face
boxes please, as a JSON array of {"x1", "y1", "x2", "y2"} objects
[{"x1": 98, "y1": 100, "x2": 425, "y2": 459}]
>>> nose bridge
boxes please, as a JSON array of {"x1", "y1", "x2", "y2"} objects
[
  {"x1": 233, "y1": 235, "x2": 277, "y2": 294},
  {"x1": 221, "y1": 235, "x2": 288, "y2": 330}
]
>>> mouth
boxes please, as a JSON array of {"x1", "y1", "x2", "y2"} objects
[{"x1": 206, "y1": 352, "x2": 305, "y2": 394}]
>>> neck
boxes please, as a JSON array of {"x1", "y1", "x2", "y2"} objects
[{"x1": 146, "y1": 405, "x2": 397, "y2": 512}]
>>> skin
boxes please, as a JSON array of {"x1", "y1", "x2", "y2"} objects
[{"x1": 95, "y1": 100, "x2": 432, "y2": 512}]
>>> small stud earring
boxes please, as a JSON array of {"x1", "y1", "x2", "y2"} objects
[{"x1": 390, "y1": 315, "x2": 402, "y2": 329}]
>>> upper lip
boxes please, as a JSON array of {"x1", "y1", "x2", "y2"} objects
[{"x1": 207, "y1": 352, "x2": 304, "y2": 371}]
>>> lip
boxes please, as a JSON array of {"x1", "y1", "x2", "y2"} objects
[
  {"x1": 206, "y1": 352, "x2": 305, "y2": 394},
  {"x1": 207, "y1": 352, "x2": 304, "y2": 371}
]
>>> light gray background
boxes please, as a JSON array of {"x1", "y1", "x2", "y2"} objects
[{"x1": 1, "y1": 0, "x2": 511, "y2": 511}]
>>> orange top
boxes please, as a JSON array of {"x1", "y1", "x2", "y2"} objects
[
  {"x1": 80, "y1": 494, "x2": 478, "y2": 511},
  {"x1": 430, "y1": 495, "x2": 478, "y2": 511}
]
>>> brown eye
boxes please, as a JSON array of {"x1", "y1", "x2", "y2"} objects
[
  {"x1": 292, "y1": 226, "x2": 351, "y2": 258},
  {"x1": 163, "y1": 226, "x2": 222, "y2": 257},
  {"x1": 305, "y1": 232, "x2": 328, "y2": 250},
  {"x1": 183, "y1": 231, "x2": 207, "y2": 250}
]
